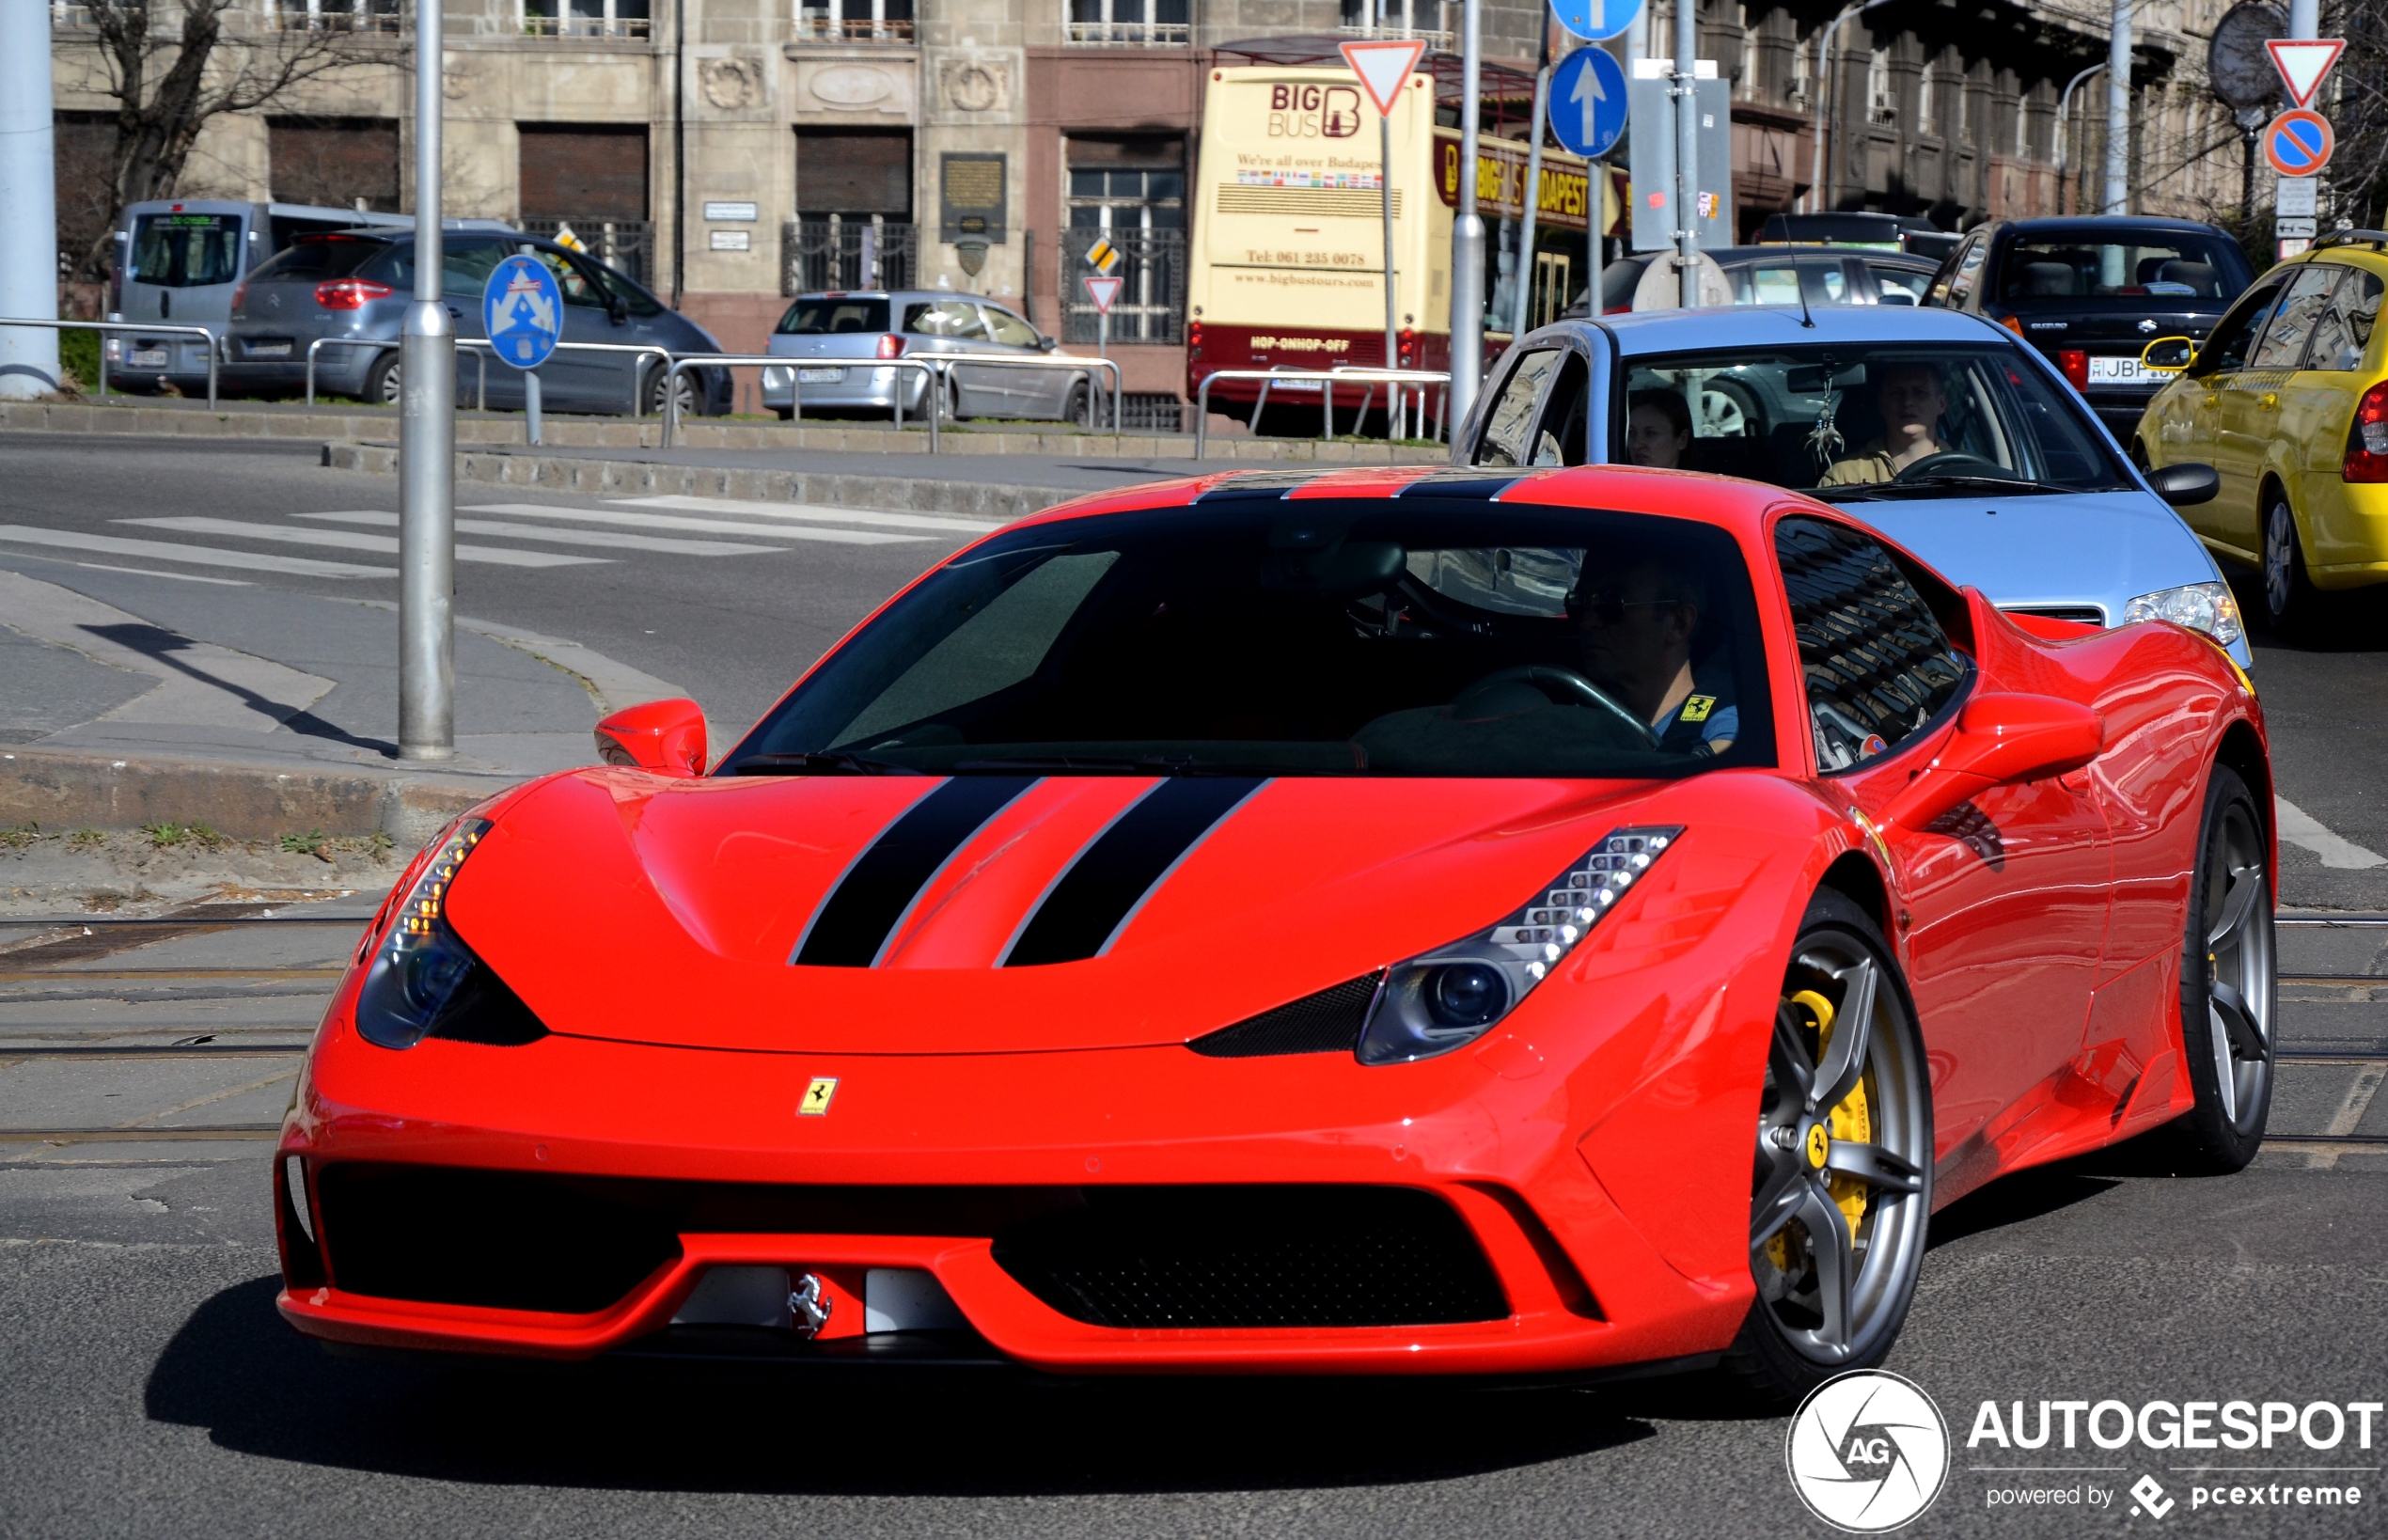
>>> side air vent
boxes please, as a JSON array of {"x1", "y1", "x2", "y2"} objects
[
  {"x1": 2002, "y1": 605, "x2": 2106, "y2": 626},
  {"x1": 1187, "y1": 972, "x2": 1384, "y2": 1058},
  {"x1": 991, "y1": 1186, "x2": 1508, "y2": 1329}
]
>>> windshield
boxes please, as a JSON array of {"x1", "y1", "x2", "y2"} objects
[
  {"x1": 1999, "y1": 230, "x2": 2244, "y2": 305},
  {"x1": 131, "y1": 212, "x2": 241, "y2": 289},
  {"x1": 1617, "y1": 343, "x2": 2132, "y2": 500},
  {"x1": 723, "y1": 501, "x2": 1775, "y2": 780},
  {"x1": 779, "y1": 297, "x2": 891, "y2": 334}
]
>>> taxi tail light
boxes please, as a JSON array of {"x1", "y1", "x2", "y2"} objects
[
  {"x1": 876, "y1": 333, "x2": 906, "y2": 359},
  {"x1": 2057, "y1": 348, "x2": 2090, "y2": 391},
  {"x1": 315, "y1": 278, "x2": 392, "y2": 310},
  {"x1": 2345, "y1": 381, "x2": 2388, "y2": 482}
]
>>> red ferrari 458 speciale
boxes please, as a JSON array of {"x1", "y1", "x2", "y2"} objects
[{"x1": 276, "y1": 464, "x2": 2276, "y2": 1402}]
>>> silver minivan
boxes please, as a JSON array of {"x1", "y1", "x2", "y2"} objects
[
  {"x1": 109, "y1": 199, "x2": 505, "y2": 393},
  {"x1": 762, "y1": 291, "x2": 1098, "y2": 425}
]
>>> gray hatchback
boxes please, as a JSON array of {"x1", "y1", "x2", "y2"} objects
[
  {"x1": 224, "y1": 229, "x2": 731, "y2": 415},
  {"x1": 762, "y1": 291, "x2": 1097, "y2": 424}
]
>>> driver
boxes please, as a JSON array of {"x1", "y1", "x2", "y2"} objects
[
  {"x1": 1572, "y1": 552, "x2": 1737, "y2": 755},
  {"x1": 1820, "y1": 363, "x2": 1948, "y2": 486}
]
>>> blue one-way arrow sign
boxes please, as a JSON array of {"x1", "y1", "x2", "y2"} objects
[
  {"x1": 1551, "y1": 0, "x2": 1642, "y2": 43},
  {"x1": 1549, "y1": 44, "x2": 1628, "y2": 158}
]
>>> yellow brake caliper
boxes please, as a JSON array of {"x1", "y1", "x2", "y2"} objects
[{"x1": 1767, "y1": 987, "x2": 1873, "y2": 1273}]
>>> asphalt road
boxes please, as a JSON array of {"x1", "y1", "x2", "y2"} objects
[{"x1": 4, "y1": 432, "x2": 2388, "y2": 1536}]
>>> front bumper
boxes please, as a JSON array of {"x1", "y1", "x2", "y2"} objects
[{"x1": 279, "y1": 981, "x2": 1764, "y2": 1375}]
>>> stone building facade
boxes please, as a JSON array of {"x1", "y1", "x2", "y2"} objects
[{"x1": 52, "y1": 0, "x2": 2251, "y2": 413}]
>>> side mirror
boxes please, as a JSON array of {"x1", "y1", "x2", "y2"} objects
[
  {"x1": 594, "y1": 697, "x2": 707, "y2": 778},
  {"x1": 1037, "y1": 335, "x2": 1060, "y2": 352},
  {"x1": 1882, "y1": 693, "x2": 2104, "y2": 831},
  {"x1": 2141, "y1": 336, "x2": 2195, "y2": 372},
  {"x1": 2145, "y1": 462, "x2": 2220, "y2": 507}
]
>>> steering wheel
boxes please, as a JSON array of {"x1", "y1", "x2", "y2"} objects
[
  {"x1": 1453, "y1": 666, "x2": 1657, "y2": 746},
  {"x1": 1893, "y1": 451, "x2": 2019, "y2": 483}
]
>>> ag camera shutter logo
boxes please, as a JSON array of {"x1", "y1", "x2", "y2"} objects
[{"x1": 1785, "y1": 1371, "x2": 1952, "y2": 1532}]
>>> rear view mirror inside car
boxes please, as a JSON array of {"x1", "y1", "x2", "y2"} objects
[{"x1": 1785, "y1": 363, "x2": 1868, "y2": 394}]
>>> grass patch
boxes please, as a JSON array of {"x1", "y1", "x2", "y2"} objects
[
  {"x1": 57, "y1": 327, "x2": 100, "y2": 395},
  {"x1": 142, "y1": 821, "x2": 224, "y2": 852},
  {"x1": 0, "y1": 822, "x2": 39, "y2": 851},
  {"x1": 278, "y1": 828, "x2": 328, "y2": 856},
  {"x1": 68, "y1": 827, "x2": 105, "y2": 851}
]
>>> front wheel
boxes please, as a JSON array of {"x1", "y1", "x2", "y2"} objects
[
  {"x1": 2164, "y1": 765, "x2": 2275, "y2": 1171},
  {"x1": 1723, "y1": 888, "x2": 1933, "y2": 1406}
]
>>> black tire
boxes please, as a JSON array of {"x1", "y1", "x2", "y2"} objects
[
  {"x1": 2262, "y1": 488, "x2": 2322, "y2": 635},
  {"x1": 2163, "y1": 765, "x2": 2275, "y2": 1171},
  {"x1": 1063, "y1": 380, "x2": 1092, "y2": 431},
  {"x1": 645, "y1": 364, "x2": 699, "y2": 419},
  {"x1": 942, "y1": 376, "x2": 964, "y2": 422},
  {"x1": 363, "y1": 352, "x2": 401, "y2": 407},
  {"x1": 1721, "y1": 888, "x2": 1934, "y2": 1406},
  {"x1": 771, "y1": 405, "x2": 794, "y2": 422}
]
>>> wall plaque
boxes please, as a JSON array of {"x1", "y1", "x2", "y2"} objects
[{"x1": 939, "y1": 151, "x2": 1007, "y2": 244}]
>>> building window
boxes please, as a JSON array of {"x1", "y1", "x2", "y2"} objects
[
  {"x1": 1338, "y1": 0, "x2": 1450, "y2": 47},
  {"x1": 266, "y1": 0, "x2": 401, "y2": 32},
  {"x1": 1060, "y1": 136, "x2": 1184, "y2": 344},
  {"x1": 794, "y1": 0, "x2": 912, "y2": 42},
  {"x1": 1866, "y1": 48, "x2": 1893, "y2": 125},
  {"x1": 521, "y1": 0, "x2": 650, "y2": 39},
  {"x1": 1066, "y1": 0, "x2": 1190, "y2": 47}
]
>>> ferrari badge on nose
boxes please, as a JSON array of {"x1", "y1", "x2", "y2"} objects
[{"x1": 799, "y1": 1076, "x2": 839, "y2": 1116}]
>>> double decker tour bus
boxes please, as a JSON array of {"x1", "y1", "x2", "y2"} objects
[{"x1": 1186, "y1": 39, "x2": 1596, "y2": 431}]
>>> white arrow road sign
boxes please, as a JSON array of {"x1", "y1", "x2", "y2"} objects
[
  {"x1": 1339, "y1": 38, "x2": 1428, "y2": 118},
  {"x1": 1084, "y1": 275, "x2": 1123, "y2": 314},
  {"x1": 2266, "y1": 38, "x2": 2345, "y2": 108}
]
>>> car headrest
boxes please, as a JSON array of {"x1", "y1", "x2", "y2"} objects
[
  {"x1": 2158, "y1": 260, "x2": 2217, "y2": 296},
  {"x1": 2019, "y1": 261, "x2": 2077, "y2": 297}
]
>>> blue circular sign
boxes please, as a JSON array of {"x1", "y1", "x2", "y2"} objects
[
  {"x1": 482, "y1": 253, "x2": 561, "y2": 371},
  {"x1": 1549, "y1": 45, "x2": 1629, "y2": 158},
  {"x1": 1550, "y1": 0, "x2": 1642, "y2": 43}
]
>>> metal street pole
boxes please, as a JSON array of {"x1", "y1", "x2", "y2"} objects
[
  {"x1": 1674, "y1": 0, "x2": 1700, "y2": 306},
  {"x1": 400, "y1": 0, "x2": 457, "y2": 760},
  {"x1": 1449, "y1": 0, "x2": 1485, "y2": 422},
  {"x1": 1509, "y1": 36, "x2": 1553, "y2": 339},
  {"x1": 2288, "y1": 0, "x2": 2317, "y2": 39},
  {"x1": 0, "y1": 0, "x2": 61, "y2": 400},
  {"x1": 2101, "y1": 0, "x2": 2131, "y2": 218},
  {"x1": 1381, "y1": 105, "x2": 1399, "y2": 370},
  {"x1": 2052, "y1": 62, "x2": 2103, "y2": 215}
]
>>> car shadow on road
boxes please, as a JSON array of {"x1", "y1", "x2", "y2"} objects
[{"x1": 147, "y1": 1277, "x2": 1659, "y2": 1494}]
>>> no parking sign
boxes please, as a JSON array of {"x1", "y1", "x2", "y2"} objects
[{"x1": 2263, "y1": 109, "x2": 2333, "y2": 178}]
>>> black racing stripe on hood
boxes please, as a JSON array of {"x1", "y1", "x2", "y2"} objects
[
  {"x1": 791, "y1": 777, "x2": 1038, "y2": 967},
  {"x1": 1002, "y1": 778, "x2": 1267, "y2": 966},
  {"x1": 1387, "y1": 469, "x2": 1523, "y2": 500},
  {"x1": 1193, "y1": 470, "x2": 1326, "y2": 502}
]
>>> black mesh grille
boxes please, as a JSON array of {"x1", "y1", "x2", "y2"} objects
[
  {"x1": 991, "y1": 1186, "x2": 1508, "y2": 1328},
  {"x1": 2002, "y1": 605, "x2": 2106, "y2": 626},
  {"x1": 1187, "y1": 972, "x2": 1383, "y2": 1058}
]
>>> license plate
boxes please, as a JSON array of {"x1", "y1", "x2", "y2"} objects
[
  {"x1": 2086, "y1": 354, "x2": 2148, "y2": 384},
  {"x1": 246, "y1": 341, "x2": 291, "y2": 358},
  {"x1": 796, "y1": 368, "x2": 844, "y2": 384},
  {"x1": 1266, "y1": 378, "x2": 1323, "y2": 393},
  {"x1": 129, "y1": 349, "x2": 168, "y2": 369}
]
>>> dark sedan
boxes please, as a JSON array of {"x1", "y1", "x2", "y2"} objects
[
  {"x1": 225, "y1": 229, "x2": 731, "y2": 416},
  {"x1": 1563, "y1": 245, "x2": 1940, "y2": 318},
  {"x1": 1923, "y1": 215, "x2": 2254, "y2": 436}
]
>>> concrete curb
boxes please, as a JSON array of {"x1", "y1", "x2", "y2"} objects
[
  {"x1": 0, "y1": 746, "x2": 522, "y2": 850},
  {"x1": 3, "y1": 399, "x2": 1448, "y2": 464},
  {"x1": 324, "y1": 441, "x2": 1086, "y2": 521}
]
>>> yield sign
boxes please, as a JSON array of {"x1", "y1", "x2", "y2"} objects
[
  {"x1": 1084, "y1": 275, "x2": 1123, "y2": 314},
  {"x1": 2266, "y1": 38, "x2": 2345, "y2": 108},
  {"x1": 1339, "y1": 38, "x2": 1427, "y2": 118}
]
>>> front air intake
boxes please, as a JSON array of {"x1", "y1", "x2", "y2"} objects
[
  {"x1": 1187, "y1": 972, "x2": 1384, "y2": 1057},
  {"x1": 991, "y1": 1186, "x2": 1507, "y2": 1329}
]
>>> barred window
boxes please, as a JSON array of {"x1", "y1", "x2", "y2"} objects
[{"x1": 1774, "y1": 517, "x2": 1969, "y2": 772}]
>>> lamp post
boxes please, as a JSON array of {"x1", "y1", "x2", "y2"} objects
[
  {"x1": 1449, "y1": 0, "x2": 1485, "y2": 422},
  {"x1": 400, "y1": 0, "x2": 456, "y2": 760}
]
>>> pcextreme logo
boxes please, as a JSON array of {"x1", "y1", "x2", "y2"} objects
[{"x1": 1785, "y1": 1371, "x2": 1953, "y2": 1532}]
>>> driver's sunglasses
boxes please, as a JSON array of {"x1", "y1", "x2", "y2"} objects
[{"x1": 1566, "y1": 589, "x2": 1675, "y2": 625}]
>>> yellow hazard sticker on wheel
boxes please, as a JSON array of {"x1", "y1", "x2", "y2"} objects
[{"x1": 799, "y1": 1076, "x2": 839, "y2": 1116}]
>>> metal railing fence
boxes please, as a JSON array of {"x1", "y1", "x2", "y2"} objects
[
  {"x1": 304, "y1": 337, "x2": 674, "y2": 416},
  {"x1": 0, "y1": 317, "x2": 221, "y2": 407},
  {"x1": 912, "y1": 351, "x2": 1124, "y2": 433},
  {"x1": 1193, "y1": 368, "x2": 1452, "y2": 460},
  {"x1": 662, "y1": 354, "x2": 945, "y2": 450}
]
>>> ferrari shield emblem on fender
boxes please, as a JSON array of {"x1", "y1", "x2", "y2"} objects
[{"x1": 799, "y1": 1076, "x2": 839, "y2": 1116}]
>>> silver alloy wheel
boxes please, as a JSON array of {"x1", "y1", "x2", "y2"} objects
[
  {"x1": 375, "y1": 360, "x2": 402, "y2": 405},
  {"x1": 2202, "y1": 797, "x2": 2273, "y2": 1131},
  {"x1": 1752, "y1": 939, "x2": 1930, "y2": 1365},
  {"x1": 2265, "y1": 500, "x2": 2296, "y2": 620}
]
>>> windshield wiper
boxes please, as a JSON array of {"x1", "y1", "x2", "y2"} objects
[
  {"x1": 730, "y1": 751, "x2": 925, "y2": 777},
  {"x1": 1815, "y1": 475, "x2": 2063, "y2": 500}
]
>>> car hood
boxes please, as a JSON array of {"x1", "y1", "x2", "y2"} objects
[
  {"x1": 1834, "y1": 490, "x2": 2222, "y2": 621},
  {"x1": 445, "y1": 768, "x2": 1689, "y2": 1054}
]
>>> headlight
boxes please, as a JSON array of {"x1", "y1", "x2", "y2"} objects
[
  {"x1": 2123, "y1": 580, "x2": 2242, "y2": 647},
  {"x1": 1356, "y1": 825, "x2": 1684, "y2": 1065},
  {"x1": 353, "y1": 818, "x2": 544, "y2": 1049}
]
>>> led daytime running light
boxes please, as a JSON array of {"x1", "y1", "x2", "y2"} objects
[
  {"x1": 391, "y1": 819, "x2": 487, "y2": 955},
  {"x1": 1494, "y1": 825, "x2": 1683, "y2": 980}
]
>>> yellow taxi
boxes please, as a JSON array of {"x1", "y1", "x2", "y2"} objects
[{"x1": 2134, "y1": 231, "x2": 2388, "y2": 631}]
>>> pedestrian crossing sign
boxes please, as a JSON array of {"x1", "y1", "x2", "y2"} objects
[{"x1": 1085, "y1": 238, "x2": 1120, "y2": 275}]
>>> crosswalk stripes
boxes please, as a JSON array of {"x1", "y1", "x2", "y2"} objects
[
  {"x1": 0, "y1": 490, "x2": 993, "y2": 584},
  {"x1": 121, "y1": 517, "x2": 610, "y2": 569}
]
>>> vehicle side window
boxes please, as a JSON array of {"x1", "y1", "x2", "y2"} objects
[
  {"x1": 534, "y1": 249, "x2": 607, "y2": 307},
  {"x1": 1775, "y1": 516, "x2": 1970, "y2": 773},
  {"x1": 2309, "y1": 268, "x2": 2385, "y2": 371},
  {"x1": 2248, "y1": 264, "x2": 2344, "y2": 370},
  {"x1": 591, "y1": 262, "x2": 663, "y2": 318},
  {"x1": 437, "y1": 242, "x2": 505, "y2": 301},
  {"x1": 1471, "y1": 348, "x2": 1562, "y2": 465},
  {"x1": 907, "y1": 300, "x2": 987, "y2": 339},
  {"x1": 1940, "y1": 236, "x2": 1987, "y2": 307},
  {"x1": 1867, "y1": 261, "x2": 1928, "y2": 306},
  {"x1": 1808, "y1": 260, "x2": 1848, "y2": 304},
  {"x1": 2192, "y1": 273, "x2": 2291, "y2": 376},
  {"x1": 982, "y1": 306, "x2": 1040, "y2": 347},
  {"x1": 1530, "y1": 353, "x2": 1590, "y2": 465}
]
